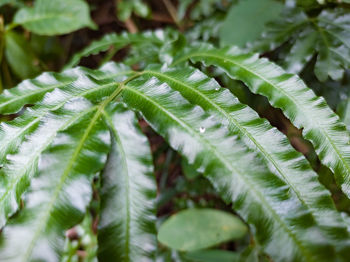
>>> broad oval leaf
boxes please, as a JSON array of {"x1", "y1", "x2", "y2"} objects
[
  {"x1": 219, "y1": 0, "x2": 283, "y2": 47},
  {"x1": 13, "y1": 0, "x2": 96, "y2": 36},
  {"x1": 158, "y1": 208, "x2": 247, "y2": 251}
]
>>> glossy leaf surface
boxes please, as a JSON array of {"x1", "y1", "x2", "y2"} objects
[
  {"x1": 122, "y1": 76, "x2": 338, "y2": 261},
  {"x1": 141, "y1": 65, "x2": 350, "y2": 252},
  {"x1": 98, "y1": 103, "x2": 157, "y2": 261},
  {"x1": 175, "y1": 45, "x2": 350, "y2": 200},
  {"x1": 0, "y1": 63, "x2": 131, "y2": 227},
  {"x1": 0, "y1": 98, "x2": 110, "y2": 261}
]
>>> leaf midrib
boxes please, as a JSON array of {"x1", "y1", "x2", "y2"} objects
[
  {"x1": 103, "y1": 111, "x2": 131, "y2": 259},
  {"x1": 22, "y1": 82, "x2": 125, "y2": 260},
  {"x1": 123, "y1": 85, "x2": 316, "y2": 262},
  {"x1": 0, "y1": 81, "x2": 72, "y2": 113},
  {"x1": 143, "y1": 70, "x2": 310, "y2": 211},
  {"x1": 0, "y1": 105, "x2": 98, "y2": 211},
  {"x1": 176, "y1": 51, "x2": 350, "y2": 185}
]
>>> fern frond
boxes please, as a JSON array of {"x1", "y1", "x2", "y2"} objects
[
  {"x1": 0, "y1": 64, "x2": 132, "y2": 227},
  {"x1": 0, "y1": 57, "x2": 349, "y2": 261},
  {"x1": 98, "y1": 103, "x2": 157, "y2": 261},
  {"x1": 254, "y1": 7, "x2": 350, "y2": 81},
  {"x1": 140, "y1": 65, "x2": 350, "y2": 251},
  {"x1": 121, "y1": 76, "x2": 338, "y2": 262},
  {"x1": 65, "y1": 31, "x2": 167, "y2": 69},
  {"x1": 175, "y1": 45, "x2": 350, "y2": 199},
  {"x1": 0, "y1": 98, "x2": 110, "y2": 261}
]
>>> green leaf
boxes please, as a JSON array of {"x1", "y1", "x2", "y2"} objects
[
  {"x1": 0, "y1": 98, "x2": 101, "y2": 228},
  {"x1": 158, "y1": 208, "x2": 247, "y2": 251},
  {"x1": 0, "y1": 63, "x2": 131, "y2": 227},
  {"x1": 117, "y1": 0, "x2": 150, "y2": 21},
  {"x1": 122, "y1": 75, "x2": 339, "y2": 261},
  {"x1": 190, "y1": 0, "x2": 231, "y2": 20},
  {"x1": 284, "y1": 29, "x2": 318, "y2": 73},
  {"x1": 183, "y1": 249, "x2": 240, "y2": 262},
  {"x1": 98, "y1": 103, "x2": 157, "y2": 261},
  {"x1": 13, "y1": 0, "x2": 96, "y2": 36},
  {"x1": 0, "y1": 63, "x2": 132, "y2": 115},
  {"x1": 175, "y1": 45, "x2": 350, "y2": 202},
  {"x1": 0, "y1": 0, "x2": 25, "y2": 8},
  {"x1": 314, "y1": 9, "x2": 350, "y2": 81},
  {"x1": 4, "y1": 31, "x2": 41, "y2": 79},
  {"x1": 253, "y1": 8, "x2": 350, "y2": 81},
  {"x1": 141, "y1": 64, "x2": 350, "y2": 252},
  {"x1": 65, "y1": 31, "x2": 166, "y2": 69},
  {"x1": 219, "y1": 0, "x2": 283, "y2": 47},
  {"x1": 0, "y1": 97, "x2": 110, "y2": 261}
]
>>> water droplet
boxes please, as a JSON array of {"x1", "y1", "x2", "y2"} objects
[
  {"x1": 215, "y1": 87, "x2": 220, "y2": 91},
  {"x1": 199, "y1": 127, "x2": 206, "y2": 133}
]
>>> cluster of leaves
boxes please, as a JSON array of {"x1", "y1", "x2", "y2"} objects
[
  {"x1": 0, "y1": 0, "x2": 95, "y2": 89},
  {"x1": 0, "y1": 0, "x2": 350, "y2": 262}
]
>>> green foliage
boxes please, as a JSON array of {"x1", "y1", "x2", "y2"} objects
[
  {"x1": 252, "y1": 7, "x2": 350, "y2": 81},
  {"x1": 98, "y1": 103, "x2": 157, "y2": 261},
  {"x1": 0, "y1": 1, "x2": 350, "y2": 261},
  {"x1": 176, "y1": 44, "x2": 350, "y2": 200},
  {"x1": 182, "y1": 249, "x2": 240, "y2": 262},
  {"x1": 158, "y1": 208, "x2": 247, "y2": 251},
  {"x1": 0, "y1": 45, "x2": 349, "y2": 259},
  {"x1": 0, "y1": 0, "x2": 95, "y2": 90},
  {"x1": 219, "y1": 0, "x2": 283, "y2": 47},
  {"x1": 116, "y1": 0, "x2": 151, "y2": 21},
  {"x1": 13, "y1": 0, "x2": 96, "y2": 35},
  {"x1": 65, "y1": 30, "x2": 168, "y2": 69},
  {"x1": 4, "y1": 31, "x2": 41, "y2": 79}
]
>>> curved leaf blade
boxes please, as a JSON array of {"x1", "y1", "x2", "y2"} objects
[
  {"x1": 175, "y1": 45, "x2": 350, "y2": 199},
  {"x1": 65, "y1": 31, "x2": 165, "y2": 69},
  {"x1": 141, "y1": 65, "x2": 350, "y2": 253},
  {"x1": 122, "y1": 76, "x2": 337, "y2": 262},
  {"x1": 98, "y1": 103, "x2": 157, "y2": 261},
  {"x1": 0, "y1": 98, "x2": 110, "y2": 261},
  {"x1": 0, "y1": 62, "x2": 132, "y2": 115},
  {"x1": 0, "y1": 63, "x2": 131, "y2": 227}
]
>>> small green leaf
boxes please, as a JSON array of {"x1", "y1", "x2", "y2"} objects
[
  {"x1": 4, "y1": 31, "x2": 41, "y2": 79},
  {"x1": 158, "y1": 208, "x2": 247, "y2": 251},
  {"x1": 14, "y1": 0, "x2": 96, "y2": 36},
  {"x1": 117, "y1": 0, "x2": 150, "y2": 21}
]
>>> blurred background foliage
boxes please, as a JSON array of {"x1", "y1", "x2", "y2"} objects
[{"x1": 0, "y1": 0, "x2": 349, "y2": 261}]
